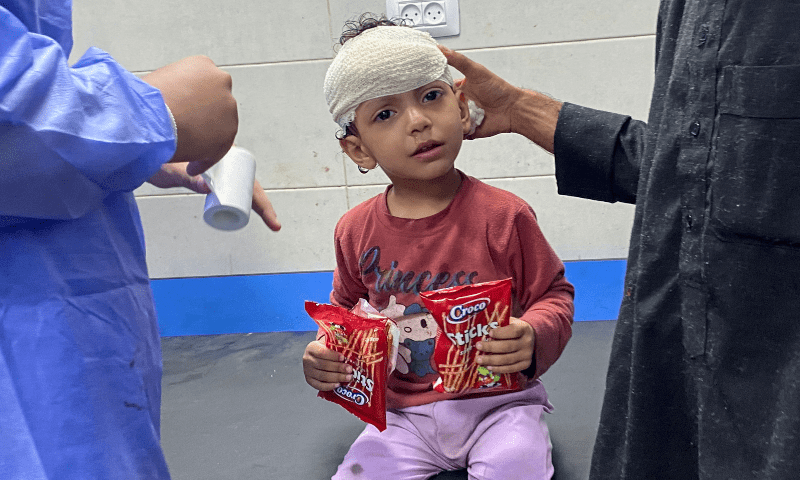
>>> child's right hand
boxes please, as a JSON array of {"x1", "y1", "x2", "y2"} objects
[{"x1": 302, "y1": 340, "x2": 353, "y2": 391}]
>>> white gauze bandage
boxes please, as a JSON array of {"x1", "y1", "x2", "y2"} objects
[{"x1": 324, "y1": 26, "x2": 453, "y2": 131}]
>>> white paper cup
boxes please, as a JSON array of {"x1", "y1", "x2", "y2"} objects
[{"x1": 201, "y1": 146, "x2": 256, "y2": 231}]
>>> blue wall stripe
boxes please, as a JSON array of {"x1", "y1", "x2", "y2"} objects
[{"x1": 151, "y1": 260, "x2": 626, "y2": 337}]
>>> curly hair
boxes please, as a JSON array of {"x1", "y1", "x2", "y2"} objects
[{"x1": 337, "y1": 12, "x2": 408, "y2": 47}]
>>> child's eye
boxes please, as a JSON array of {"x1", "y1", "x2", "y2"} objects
[
  {"x1": 423, "y1": 90, "x2": 443, "y2": 102},
  {"x1": 375, "y1": 110, "x2": 394, "y2": 122}
]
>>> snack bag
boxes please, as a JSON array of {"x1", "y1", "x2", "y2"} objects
[
  {"x1": 420, "y1": 278, "x2": 521, "y2": 394},
  {"x1": 304, "y1": 300, "x2": 399, "y2": 431}
]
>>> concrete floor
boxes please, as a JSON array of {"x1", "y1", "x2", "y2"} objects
[{"x1": 160, "y1": 320, "x2": 617, "y2": 480}]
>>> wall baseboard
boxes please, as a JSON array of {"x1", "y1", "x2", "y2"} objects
[{"x1": 152, "y1": 260, "x2": 626, "y2": 337}]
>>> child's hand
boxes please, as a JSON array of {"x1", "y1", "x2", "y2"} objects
[
  {"x1": 475, "y1": 318, "x2": 535, "y2": 374},
  {"x1": 302, "y1": 340, "x2": 353, "y2": 391}
]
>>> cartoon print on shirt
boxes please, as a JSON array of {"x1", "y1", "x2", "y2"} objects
[
  {"x1": 391, "y1": 302, "x2": 438, "y2": 377},
  {"x1": 360, "y1": 244, "x2": 480, "y2": 378}
]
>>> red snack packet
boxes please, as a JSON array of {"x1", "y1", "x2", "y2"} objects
[
  {"x1": 304, "y1": 300, "x2": 399, "y2": 431},
  {"x1": 420, "y1": 278, "x2": 521, "y2": 395}
]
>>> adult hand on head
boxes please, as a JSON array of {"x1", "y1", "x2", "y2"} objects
[
  {"x1": 147, "y1": 163, "x2": 281, "y2": 231},
  {"x1": 439, "y1": 45, "x2": 521, "y2": 139},
  {"x1": 143, "y1": 55, "x2": 238, "y2": 176},
  {"x1": 439, "y1": 46, "x2": 562, "y2": 153}
]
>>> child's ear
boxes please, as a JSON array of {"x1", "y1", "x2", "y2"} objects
[
  {"x1": 455, "y1": 90, "x2": 473, "y2": 136},
  {"x1": 339, "y1": 136, "x2": 378, "y2": 171}
]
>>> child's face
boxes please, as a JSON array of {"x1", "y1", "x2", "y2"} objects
[{"x1": 341, "y1": 81, "x2": 471, "y2": 183}]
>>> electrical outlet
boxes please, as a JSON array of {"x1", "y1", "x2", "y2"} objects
[
  {"x1": 386, "y1": 0, "x2": 460, "y2": 38},
  {"x1": 423, "y1": 2, "x2": 445, "y2": 26},
  {"x1": 400, "y1": 3, "x2": 422, "y2": 26}
]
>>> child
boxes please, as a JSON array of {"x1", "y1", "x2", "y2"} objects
[{"x1": 302, "y1": 14, "x2": 574, "y2": 480}]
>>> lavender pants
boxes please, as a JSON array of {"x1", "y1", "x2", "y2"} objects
[{"x1": 332, "y1": 380, "x2": 554, "y2": 480}]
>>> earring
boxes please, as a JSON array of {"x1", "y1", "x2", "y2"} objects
[{"x1": 358, "y1": 165, "x2": 370, "y2": 174}]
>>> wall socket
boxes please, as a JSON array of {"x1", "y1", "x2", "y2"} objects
[{"x1": 386, "y1": 0, "x2": 460, "y2": 38}]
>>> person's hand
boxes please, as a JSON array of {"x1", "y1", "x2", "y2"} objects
[
  {"x1": 302, "y1": 340, "x2": 352, "y2": 391},
  {"x1": 146, "y1": 162, "x2": 211, "y2": 193},
  {"x1": 251, "y1": 179, "x2": 281, "y2": 231},
  {"x1": 475, "y1": 317, "x2": 535, "y2": 374},
  {"x1": 147, "y1": 163, "x2": 281, "y2": 231},
  {"x1": 142, "y1": 55, "x2": 238, "y2": 176},
  {"x1": 440, "y1": 46, "x2": 562, "y2": 152},
  {"x1": 439, "y1": 46, "x2": 524, "y2": 139}
]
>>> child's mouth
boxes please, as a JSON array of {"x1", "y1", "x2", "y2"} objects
[{"x1": 413, "y1": 141, "x2": 443, "y2": 156}]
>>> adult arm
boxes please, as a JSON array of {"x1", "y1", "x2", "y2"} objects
[
  {"x1": 0, "y1": 6, "x2": 238, "y2": 225},
  {"x1": 442, "y1": 46, "x2": 645, "y2": 204},
  {"x1": 0, "y1": 6, "x2": 174, "y2": 223},
  {"x1": 554, "y1": 104, "x2": 644, "y2": 204}
]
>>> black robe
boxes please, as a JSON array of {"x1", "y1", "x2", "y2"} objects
[{"x1": 554, "y1": 1, "x2": 800, "y2": 478}]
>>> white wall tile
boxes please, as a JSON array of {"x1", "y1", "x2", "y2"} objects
[
  {"x1": 138, "y1": 187, "x2": 348, "y2": 278},
  {"x1": 484, "y1": 177, "x2": 635, "y2": 261},
  {"x1": 328, "y1": 0, "x2": 386, "y2": 29},
  {"x1": 70, "y1": 0, "x2": 336, "y2": 72},
  {"x1": 346, "y1": 184, "x2": 388, "y2": 210},
  {"x1": 327, "y1": 0, "x2": 658, "y2": 50},
  {"x1": 444, "y1": 0, "x2": 659, "y2": 50},
  {"x1": 228, "y1": 61, "x2": 348, "y2": 190}
]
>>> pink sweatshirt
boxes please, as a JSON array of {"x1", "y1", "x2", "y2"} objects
[{"x1": 331, "y1": 172, "x2": 574, "y2": 409}]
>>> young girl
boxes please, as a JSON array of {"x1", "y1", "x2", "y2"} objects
[{"x1": 302, "y1": 15, "x2": 574, "y2": 480}]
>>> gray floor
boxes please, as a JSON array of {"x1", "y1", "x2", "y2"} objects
[{"x1": 160, "y1": 320, "x2": 617, "y2": 480}]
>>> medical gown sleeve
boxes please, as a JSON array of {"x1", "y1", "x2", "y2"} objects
[{"x1": 0, "y1": 5, "x2": 176, "y2": 225}]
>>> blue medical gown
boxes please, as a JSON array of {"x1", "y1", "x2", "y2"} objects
[{"x1": 1, "y1": 1, "x2": 176, "y2": 478}]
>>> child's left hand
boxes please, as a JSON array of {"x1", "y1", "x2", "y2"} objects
[{"x1": 475, "y1": 317, "x2": 535, "y2": 374}]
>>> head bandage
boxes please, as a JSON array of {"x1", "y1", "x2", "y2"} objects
[{"x1": 324, "y1": 26, "x2": 453, "y2": 130}]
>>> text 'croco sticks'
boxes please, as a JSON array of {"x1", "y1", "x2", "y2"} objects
[
  {"x1": 421, "y1": 279, "x2": 521, "y2": 395},
  {"x1": 304, "y1": 301, "x2": 399, "y2": 431}
]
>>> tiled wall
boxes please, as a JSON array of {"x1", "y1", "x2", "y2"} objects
[{"x1": 71, "y1": 0, "x2": 657, "y2": 281}]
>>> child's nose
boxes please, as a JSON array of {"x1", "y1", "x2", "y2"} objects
[{"x1": 406, "y1": 106, "x2": 432, "y2": 132}]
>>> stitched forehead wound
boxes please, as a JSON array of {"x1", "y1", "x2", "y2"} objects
[{"x1": 324, "y1": 26, "x2": 453, "y2": 130}]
